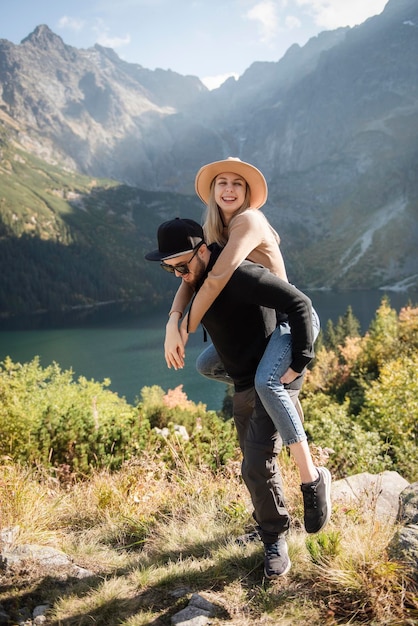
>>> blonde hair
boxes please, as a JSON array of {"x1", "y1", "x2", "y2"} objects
[
  {"x1": 202, "y1": 175, "x2": 280, "y2": 247},
  {"x1": 203, "y1": 177, "x2": 251, "y2": 245}
]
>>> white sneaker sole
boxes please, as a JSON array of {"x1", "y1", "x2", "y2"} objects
[{"x1": 316, "y1": 466, "x2": 332, "y2": 532}]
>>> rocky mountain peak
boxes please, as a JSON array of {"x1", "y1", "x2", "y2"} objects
[
  {"x1": 21, "y1": 24, "x2": 67, "y2": 51},
  {"x1": 0, "y1": 0, "x2": 417, "y2": 292},
  {"x1": 383, "y1": 0, "x2": 418, "y2": 18}
]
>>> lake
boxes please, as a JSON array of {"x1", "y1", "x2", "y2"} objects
[{"x1": 0, "y1": 289, "x2": 416, "y2": 411}]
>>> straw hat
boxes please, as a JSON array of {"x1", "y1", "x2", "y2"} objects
[{"x1": 194, "y1": 157, "x2": 268, "y2": 209}]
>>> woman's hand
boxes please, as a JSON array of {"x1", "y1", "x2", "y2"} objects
[
  {"x1": 164, "y1": 314, "x2": 185, "y2": 369},
  {"x1": 280, "y1": 367, "x2": 299, "y2": 385}
]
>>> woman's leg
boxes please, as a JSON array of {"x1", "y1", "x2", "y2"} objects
[
  {"x1": 255, "y1": 309, "x2": 321, "y2": 484},
  {"x1": 196, "y1": 343, "x2": 233, "y2": 385}
]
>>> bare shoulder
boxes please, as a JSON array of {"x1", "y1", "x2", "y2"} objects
[{"x1": 232, "y1": 209, "x2": 269, "y2": 228}]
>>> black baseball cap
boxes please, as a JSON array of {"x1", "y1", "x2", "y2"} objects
[{"x1": 145, "y1": 218, "x2": 204, "y2": 261}]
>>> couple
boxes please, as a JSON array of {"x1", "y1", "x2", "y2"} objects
[{"x1": 145, "y1": 157, "x2": 331, "y2": 579}]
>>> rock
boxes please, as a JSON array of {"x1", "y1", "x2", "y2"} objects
[
  {"x1": 388, "y1": 482, "x2": 418, "y2": 581},
  {"x1": 169, "y1": 587, "x2": 192, "y2": 598},
  {"x1": 2, "y1": 545, "x2": 72, "y2": 568},
  {"x1": 171, "y1": 593, "x2": 216, "y2": 625},
  {"x1": 33, "y1": 605, "x2": 49, "y2": 618},
  {"x1": 0, "y1": 526, "x2": 20, "y2": 547},
  {"x1": 171, "y1": 605, "x2": 210, "y2": 625},
  {"x1": 331, "y1": 470, "x2": 410, "y2": 521},
  {"x1": 174, "y1": 425, "x2": 190, "y2": 441},
  {"x1": 72, "y1": 565, "x2": 95, "y2": 579},
  {"x1": 0, "y1": 606, "x2": 10, "y2": 625},
  {"x1": 189, "y1": 594, "x2": 215, "y2": 615},
  {"x1": 396, "y1": 481, "x2": 418, "y2": 525}
]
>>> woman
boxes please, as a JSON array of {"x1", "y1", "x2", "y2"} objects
[
  {"x1": 165, "y1": 157, "x2": 329, "y2": 532},
  {"x1": 166, "y1": 157, "x2": 288, "y2": 356}
]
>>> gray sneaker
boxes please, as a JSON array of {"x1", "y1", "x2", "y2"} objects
[
  {"x1": 301, "y1": 466, "x2": 332, "y2": 534},
  {"x1": 264, "y1": 535, "x2": 291, "y2": 579}
]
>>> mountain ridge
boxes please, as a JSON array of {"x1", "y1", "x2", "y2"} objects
[{"x1": 0, "y1": 0, "x2": 417, "y2": 315}]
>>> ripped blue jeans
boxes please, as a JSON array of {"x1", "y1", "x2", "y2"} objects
[{"x1": 196, "y1": 309, "x2": 320, "y2": 446}]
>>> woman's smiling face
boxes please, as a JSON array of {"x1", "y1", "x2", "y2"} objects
[{"x1": 213, "y1": 172, "x2": 247, "y2": 221}]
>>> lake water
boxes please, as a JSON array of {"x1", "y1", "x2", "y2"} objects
[{"x1": 0, "y1": 289, "x2": 416, "y2": 411}]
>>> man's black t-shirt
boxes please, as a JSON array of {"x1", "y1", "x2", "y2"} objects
[{"x1": 197, "y1": 245, "x2": 314, "y2": 392}]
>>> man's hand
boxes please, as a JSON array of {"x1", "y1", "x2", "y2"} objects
[
  {"x1": 280, "y1": 367, "x2": 300, "y2": 385},
  {"x1": 165, "y1": 315, "x2": 185, "y2": 369}
]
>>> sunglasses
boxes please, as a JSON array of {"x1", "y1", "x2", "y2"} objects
[{"x1": 160, "y1": 242, "x2": 203, "y2": 275}]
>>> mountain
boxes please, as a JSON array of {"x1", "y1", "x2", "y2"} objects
[
  {"x1": 0, "y1": 119, "x2": 203, "y2": 314},
  {"x1": 0, "y1": 0, "x2": 417, "y2": 315},
  {"x1": 0, "y1": 24, "x2": 206, "y2": 188}
]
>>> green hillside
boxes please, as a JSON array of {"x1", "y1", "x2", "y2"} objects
[{"x1": 0, "y1": 121, "x2": 203, "y2": 315}]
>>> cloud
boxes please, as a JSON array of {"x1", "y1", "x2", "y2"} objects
[
  {"x1": 295, "y1": 0, "x2": 387, "y2": 29},
  {"x1": 201, "y1": 72, "x2": 239, "y2": 91},
  {"x1": 92, "y1": 20, "x2": 131, "y2": 49},
  {"x1": 285, "y1": 15, "x2": 302, "y2": 30},
  {"x1": 96, "y1": 32, "x2": 131, "y2": 48},
  {"x1": 246, "y1": 1, "x2": 280, "y2": 43},
  {"x1": 57, "y1": 15, "x2": 130, "y2": 50},
  {"x1": 57, "y1": 16, "x2": 85, "y2": 32}
]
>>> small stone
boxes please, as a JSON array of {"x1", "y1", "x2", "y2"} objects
[
  {"x1": 189, "y1": 593, "x2": 215, "y2": 615},
  {"x1": 171, "y1": 605, "x2": 210, "y2": 625},
  {"x1": 33, "y1": 605, "x2": 49, "y2": 618}
]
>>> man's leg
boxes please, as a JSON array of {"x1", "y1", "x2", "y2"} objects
[
  {"x1": 237, "y1": 390, "x2": 291, "y2": 578},
  {"x1": 232, "y1": 387, "x2": 254, "y2": 454},
  {"x1": 238, "y1": 391, "x2": 290, "y2": 543}
]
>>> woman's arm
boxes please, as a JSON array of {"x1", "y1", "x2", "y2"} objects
[{"x1": 187, "y1": 211, "x2": 265, "y2": 332}]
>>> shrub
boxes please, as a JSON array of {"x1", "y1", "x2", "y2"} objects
[
  {"x1": 358, "y1": 353, "x2": 418, "y2": 481},
  {"x1": 303, "y1": 392, "x2": 389, "y2": 478},
  {"x1": 138, "y1": 384, "x2": 240, "y2": 470},
  {"x1": 303, "y1": 300, "x2": 418, "y2": 480},
  {"x1": 0, "y1": 357, "x2": 149, "y2": 474}
]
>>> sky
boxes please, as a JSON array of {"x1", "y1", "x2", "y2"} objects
[{"x1": 1, "y1": 0, "x2": 389, "y2": 89}]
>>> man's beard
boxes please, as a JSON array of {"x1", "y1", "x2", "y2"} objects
[{"x1": 187, "y1": 255, "x2": 206, "y2": 290}]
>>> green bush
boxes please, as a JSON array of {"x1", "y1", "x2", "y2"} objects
[
  {"x1": 0, "y1": 357, "x2": 150, "y2": 473},
  {"x1": 303, "y1": 300, "x2": 418, "y2": 481},
  {"x1": 303, "y1": 392, "x2": 390, "y2": 478},
  {"x1": 358, "y1": 354, "x2": 418, "y2": 480},
  {"x1": 138, "y1": 384, "x2": 240, "y2": 470}
]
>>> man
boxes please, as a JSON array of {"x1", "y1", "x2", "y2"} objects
[{"x1": 145, "y1": 217, "x2": 331, "y2": 579}]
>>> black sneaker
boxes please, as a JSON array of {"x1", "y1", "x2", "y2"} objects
[
  {"x1": 301, "y1": 466, "x2": 332, "y2": 534},
  {"x1": 264, "y1": 535, "x2": 291, "y2": 579},
  {"x1": 235, "y1": 527, "x2": 262, "y2": 546}
]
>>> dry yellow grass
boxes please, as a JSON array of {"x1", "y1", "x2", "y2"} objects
[{"x1": 0, "y1": 451, "x2": 417, "y2": 625}]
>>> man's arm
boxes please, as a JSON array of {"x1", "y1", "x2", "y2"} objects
[{"x1": 229, "y1": 263, "x2": 314, "y2": 373}]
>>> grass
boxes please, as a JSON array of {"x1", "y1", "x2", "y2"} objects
[{"x1": 0, "y1": 451, "x2": 417, "y2": 625}]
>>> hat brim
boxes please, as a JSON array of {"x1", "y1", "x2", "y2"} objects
[
  {"x1": 194, "y1": 158, "x2": 268, "y2": 209},
  {"x1": 145, "y1": 247, "x2": 195, "y2": 262}
]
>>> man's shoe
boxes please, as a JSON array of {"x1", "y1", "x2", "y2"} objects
[
  {"x1": 264, "y1": 535, "x2": 291, "y2": 579},
  {"x1": 235, "y1": 527, "x2": 262, "y2": 546},
  {"x1": 301, "y1": 466, "x2": 332, "y2": 534}
]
